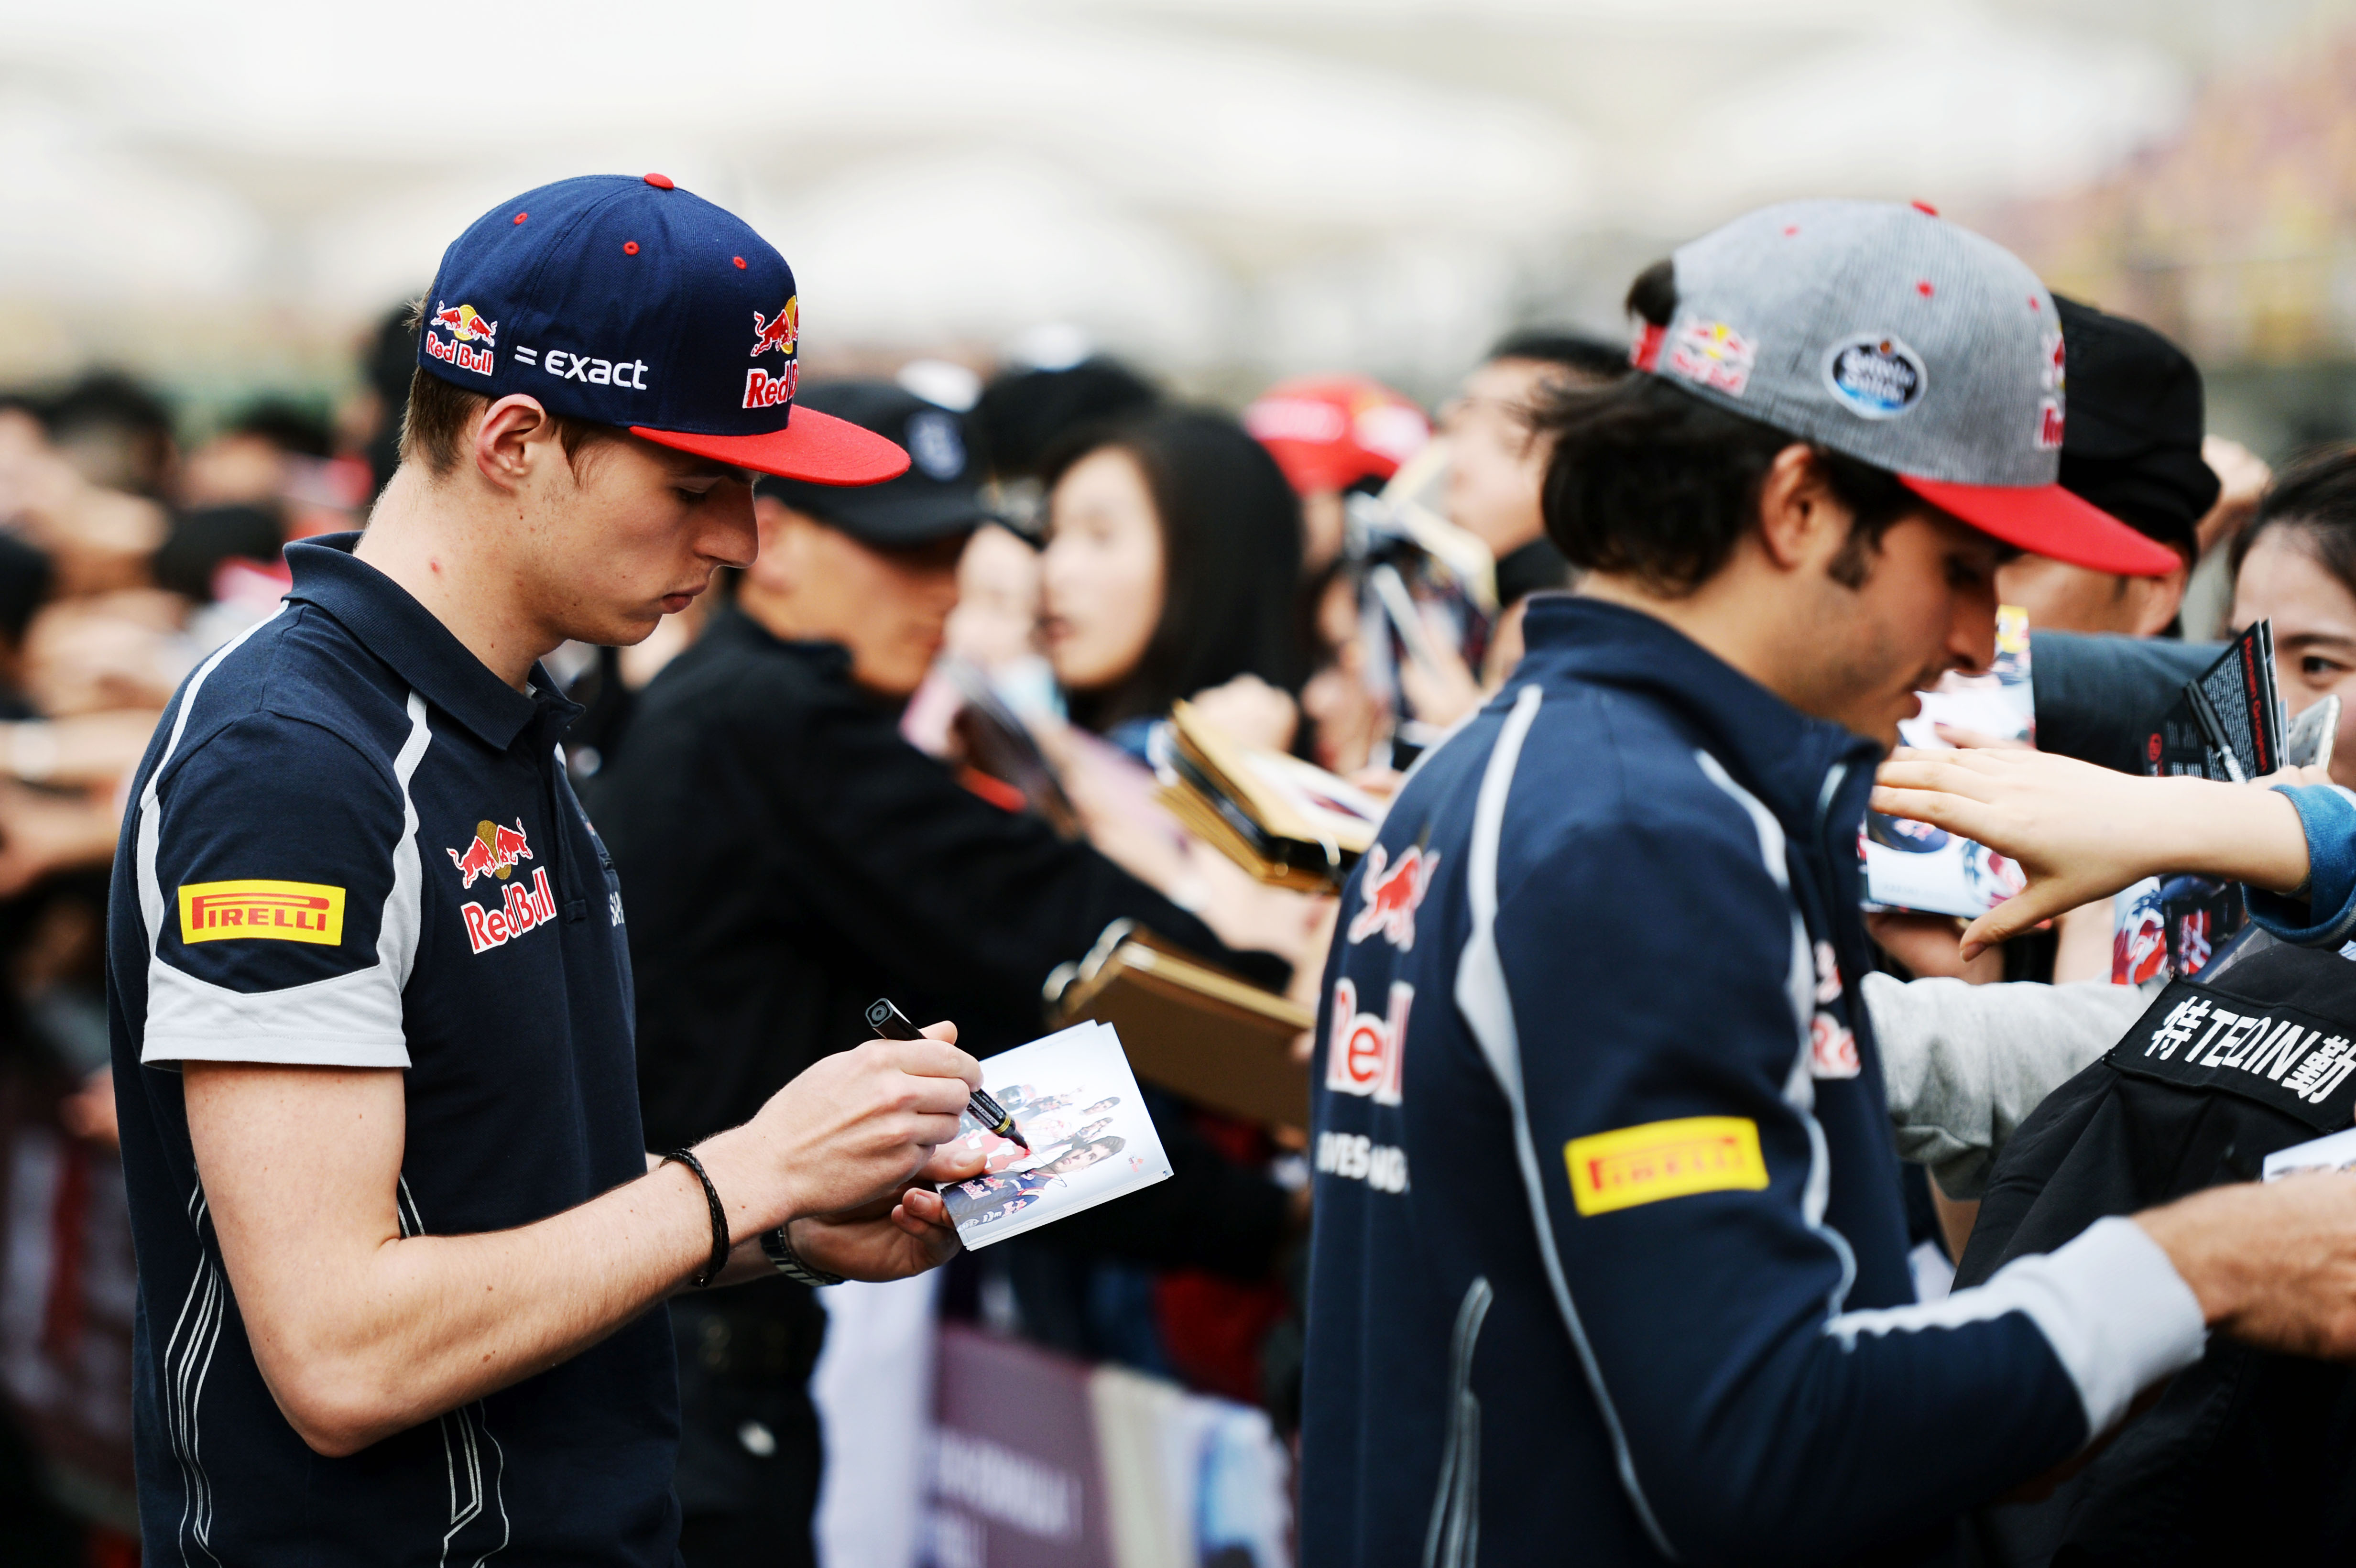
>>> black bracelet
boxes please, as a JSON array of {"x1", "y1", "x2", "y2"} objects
[
  {"x1": 760, "y1": 1223, "x2": 845, "y2": 1287},
  {"x1": 662, "y1": 1149, "x2": 731, "y2": 1289}
]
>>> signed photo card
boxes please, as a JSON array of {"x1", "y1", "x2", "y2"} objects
[{"x1": 941, "y1": 1021, "x2": 1172, "y2": 1250}]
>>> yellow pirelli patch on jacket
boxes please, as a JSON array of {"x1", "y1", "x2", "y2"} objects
[
  {"x1": 1565, "y1": 1116, "x2": 1768, "y2": 1216},
  {"x1": 178, "y1": 880, "x2": 346, "y2": 946}
]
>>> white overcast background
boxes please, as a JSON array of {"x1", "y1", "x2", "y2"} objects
[{"x1": 0, "y1": 0, "x2": 2338, "y2": 397}]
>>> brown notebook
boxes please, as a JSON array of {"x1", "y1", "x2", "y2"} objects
[
  {"x1": 1156, "y1": 701, "x2": 1382, "y2": 893},
  {"x1": 1048, "y1": 920, "x2": 1313, "y2": 1129}
]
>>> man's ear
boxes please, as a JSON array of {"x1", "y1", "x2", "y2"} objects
[
  {"x1": 2127, "y1": 552, "x2": 2192, "y2": 638},
  {"x1": 1753, "y1": 443, "x2": 1850, "y2": 573},
  {"x1": 472, "y1": 395, "x2": 556, "y2": 492}
]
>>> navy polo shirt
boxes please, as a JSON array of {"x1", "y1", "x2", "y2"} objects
[{"x1": 105, "y1": 534, "x2": 677, "y2": 1567}]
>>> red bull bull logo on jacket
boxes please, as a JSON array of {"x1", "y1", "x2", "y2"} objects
[
  {"x1": 1346, "y1": 843, "x2": 1440, "y2": 952},
  {"x1": 426, "y1": 302, "x2": 499, "y2": 376}
]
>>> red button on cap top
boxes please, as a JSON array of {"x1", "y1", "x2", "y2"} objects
[
  {"x1": 644, "y1": 172, "x2": 674, "y2": 190},
  {"x1": 1910, "y1": 198, "x2": 1939, "y2": 216}
]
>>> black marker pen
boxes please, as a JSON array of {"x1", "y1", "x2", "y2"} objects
[{"x1": 865, "y1": 998, "x2": 1029, "y2": 1152}]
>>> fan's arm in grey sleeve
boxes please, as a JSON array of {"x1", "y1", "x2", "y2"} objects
[{"x1": 1864, "y1": 973, "x2": 2153, "y2": 1199}]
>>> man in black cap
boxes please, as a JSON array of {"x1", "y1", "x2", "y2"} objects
[
  {"x1": 590, "y1": 381, "x2": 1297, "y2": 1567},
  {"x1": 1995, "y1": 296, "x2": 2219, "y2": 639}
]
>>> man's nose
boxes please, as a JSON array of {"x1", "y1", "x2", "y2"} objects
[
  {"x1": 707, "y1": 490, "x2": 759, "y2": 570},
  {"x1": 1948, "y1": 583, "x2": 2000, "y2": 677}
]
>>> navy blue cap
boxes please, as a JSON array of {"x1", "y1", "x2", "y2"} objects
[
  {"x1": 764, "y1": 381, "x2": 996, "y2": 546},
  {"x1": 418, "y1": 173, "x2": 909, "y2": 486}
]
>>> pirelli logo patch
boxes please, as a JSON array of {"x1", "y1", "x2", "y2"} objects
[
  {"x1": 2108, "y1": 976, "x2": 2356, "y2": 1132},
  {"x1": 178, "y1": 880, "x2": 345, "y2": 946},
  {"x1": 1565, "y1": 1115, "x2": 1768, "y2": 1217}
]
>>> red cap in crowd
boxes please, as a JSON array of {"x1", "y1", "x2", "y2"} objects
[{"x1": 1243, "y1": 374, "x2": 1430, "y2": 497}]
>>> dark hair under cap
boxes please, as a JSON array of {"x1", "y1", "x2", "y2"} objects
[{"x1": 2052, "y1": 295, "x2": 2218, "y2": 565}]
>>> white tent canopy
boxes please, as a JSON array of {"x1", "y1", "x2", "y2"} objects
[{"x1": 0, "y1": 0, "x2": 2325, "y2": 386}]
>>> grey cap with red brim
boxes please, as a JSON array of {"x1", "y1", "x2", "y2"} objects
[{"x1": 1631, "y1": 199, "x2": 2178, "y2": 577}]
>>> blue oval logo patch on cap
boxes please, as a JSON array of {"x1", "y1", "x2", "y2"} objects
[
  {"x1": 1824, "y1": 334, "x2": 1927, "y2": 419},
  {"x1": 906, "y1": 410, "x2": 966, "y2": 481}
]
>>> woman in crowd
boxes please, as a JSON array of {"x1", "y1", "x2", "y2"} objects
[
  {"x1": 1038, "y1": 408, "x2": 1308, "y2": 758},
  {"x1": 2232, "y1": 445, "x2": 2356, "y2": 785},
  {"x1": 1024, "y1": 408, "x2": 1323, "y2": 1403}
]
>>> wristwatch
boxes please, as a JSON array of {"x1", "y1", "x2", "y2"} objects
[{"x1": 759, "y1": 1223, "x2": 844, "y2": 1287}]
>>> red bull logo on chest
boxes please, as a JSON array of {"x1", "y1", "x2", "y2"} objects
[
  {"x1": 447, "y1": 818, "x2": 533, "y2": 888},
  {"x1": 1326, "y1": 976, "x2": 1410, "y2": 1105},
  {"x1": 447, "y1": 818, "x2": 556, "y2": 955},
  {"x1": 462, "y1": 866, "x2": 558, "y2": 956}
]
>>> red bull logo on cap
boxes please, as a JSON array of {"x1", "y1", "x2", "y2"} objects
[
  {"x1": 744, "y1": 296, "x2": 800, "y2": 411},
  {"x1": 446, "y1": 817, "x2": 534, "y2": 889},
  {"x1": 751, "y1": 297, "x2": 797, "y2": 359},
  {"x1": 426, "y1": 301, "x2": 499, "y2": 376},
  {"x1": 1347, "y1": 843, "x2": 1440, "y2": 953}
]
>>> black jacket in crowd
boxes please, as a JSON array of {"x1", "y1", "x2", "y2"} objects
[
  {"x1": 1959, "y1": 930, "x2": 2356, "y2": 1566},
  {"x1": 588, "y1": 607, "x2": 1292, "y2": 1277}
]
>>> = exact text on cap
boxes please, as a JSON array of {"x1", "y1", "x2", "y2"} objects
[
  {"x1": 417, "y1": 172, "x2": 909, "y2": 487},
  {"x1": 1631, "y1": 198, "x2": 2178, "y2": 578}
]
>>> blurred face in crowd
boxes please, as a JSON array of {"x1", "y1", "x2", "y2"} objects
[
  {"x1": 1441, "y1": 357, "x2": 1563, "y2": 559},
  {"x1": 1040, "y1": 446, "x2": 1164, "y2": 695},
  {"x1": 1996, "y1": 550, "x2": 2187, "y2": 637},
  {"x1": 943, "y1": 523, "x2": 1043, "y2": 669},
  {"x1": 503, "y1": 422, "x2": 758, "y2": 650},
  {"x1": 1301, "y1": 569, "x2": 1382, "y2": 774},
  {"x1": 2232, "y1": 524, "x2": 2356, "y2": 785},
  {"x1": 741, "y1": 497, "x2": 966, "y2": 697}
]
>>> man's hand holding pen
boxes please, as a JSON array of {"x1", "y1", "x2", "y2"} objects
[{"x1": 689, "y1": 1014, "x2": 985, "y2": 1283}]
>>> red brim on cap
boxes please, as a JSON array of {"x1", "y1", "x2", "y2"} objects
[
  {"x1": 630, "y1": 407, "x2": 910, "y2": 486},
  {"x1": 1898, "y1": 474, "x2": 2183, "y2": 577}
]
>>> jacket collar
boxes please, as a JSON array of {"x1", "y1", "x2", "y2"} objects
[
  {"x1": 1517, "y1": 595, "x2": 1883, "y2": 840},
  {"x1": 283, "y1": 534, "x2": 577, "y2": 751}
]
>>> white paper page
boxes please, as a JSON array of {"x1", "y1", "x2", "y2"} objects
[
  {"x1": 2263, "y1": 1125, "x2": 2356, "y2": 1182},
  {"x1": 940, "y1": 1021, "x2": 1173, "y2": 1250}
]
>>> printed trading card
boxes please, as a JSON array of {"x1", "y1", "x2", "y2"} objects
[
  {"x1": 2264, "y1": 1125, "x2": 2356, "y2": 1183},
  {"x1": 939, "y1": 1021, "x2": 1173, "y2": 1250},
  {"x1": 1864, "y1": 606, "x2": 2032, "y2": 918},
  {"x1": 2112, "y1": 873, "x2": 2247, "y2": 983}
]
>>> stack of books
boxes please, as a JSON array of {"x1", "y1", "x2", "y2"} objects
[{"x1": 1156, "y1": 700, "x2": 1382, "y2": 893}]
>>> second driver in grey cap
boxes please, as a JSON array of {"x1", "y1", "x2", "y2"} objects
[{"x1": 1297, "y1": 199, "x2": 2356, "y2": 1568}]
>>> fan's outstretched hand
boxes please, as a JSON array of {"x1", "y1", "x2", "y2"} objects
[{"x1": 1870, "y1": 748, "x2": 2312, "y2": 960}]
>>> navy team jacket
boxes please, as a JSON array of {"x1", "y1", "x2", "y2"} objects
[{"x1": 1299, "y1": 597, "x2": 2206, "y2": 1568}]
